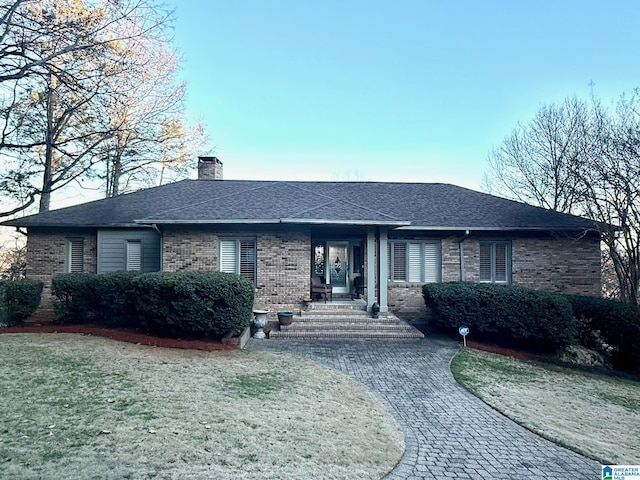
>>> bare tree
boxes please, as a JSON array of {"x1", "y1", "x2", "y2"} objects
[
  {"x1": 0, "y1": 0, "x2": 173, "y2": 216},
  {"x1": 483, "y1": 96, "x2": 591, "y2": 214},
  {"x1": 580, "y1": 94, "x2": 640, "y2": 304},
  {"x1": 484, "y1": 92, "x2": 640, "y2": 304},
  {"x1": 0, "y1": 232, "x2": 25, "y2": 280},
  {"x1": 94, "y1": 30, "x2": 209, "y2": 197}
]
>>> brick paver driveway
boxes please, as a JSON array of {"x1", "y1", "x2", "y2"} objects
[{"x1": 248, "y1": 336, "x2": 600, "y2": 480}]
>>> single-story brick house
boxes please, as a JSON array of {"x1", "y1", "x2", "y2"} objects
[{"x1": 2, "y1": 157, "x2": 602, "y2": 322}]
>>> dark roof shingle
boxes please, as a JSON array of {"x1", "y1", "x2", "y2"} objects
[{"x1": 2, "y1": 179, "x2": 599, "y2": 231}]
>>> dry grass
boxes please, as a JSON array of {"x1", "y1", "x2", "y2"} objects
[
  {"x1": 451, "y1": 347, "x2": 640, "y2": 464},
  {"x1": 0, "y1": 333, "x2": 404, "y2": 479}
]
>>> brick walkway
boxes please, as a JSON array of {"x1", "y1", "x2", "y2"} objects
[{"x1": 248, "y1": 336, "x2": 600, "y2": 480}]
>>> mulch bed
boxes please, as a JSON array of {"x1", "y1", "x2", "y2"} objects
[
  {"x1": 0, "y1": 324, "x2": 237, "y2": 351},
  {"x1": 466, "y1": 340, "x2": 546, "y2": 361}
]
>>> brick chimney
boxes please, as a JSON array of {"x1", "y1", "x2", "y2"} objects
[{"x1": 198, "y1": 156, "x2": 223, "y2": 180}]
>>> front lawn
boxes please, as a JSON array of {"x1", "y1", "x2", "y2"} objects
[
  {"x1": 0, "y1": 333, "x2": 404, "y2": 479},
  {"x1": 451, "y1": 347, "x2": 640, "y2": 464}
]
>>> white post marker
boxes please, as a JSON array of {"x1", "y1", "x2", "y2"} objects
[{"x1": 458, "y1": 325, "x2": 470, "y2": 347}]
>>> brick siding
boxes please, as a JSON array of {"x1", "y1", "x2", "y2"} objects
[
  {"x1": 388, "y1": 233, "x2": 601, "y2": 323},
  {"x1": 25, "y1": 228, "x2": 97, "y2": 312},
  {"x1": 24, "y1": 226, "x2": 602, "y2": 326},
  {"x1": 162, "y1": 226, "x2": 311, "y2": 318}
]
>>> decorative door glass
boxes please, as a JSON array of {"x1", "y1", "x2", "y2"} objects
[{"x1": 328, "y1": 243, "x2": 348, "y2": 289}]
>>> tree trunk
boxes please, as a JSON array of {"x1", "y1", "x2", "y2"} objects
[{"x1": 39, "y1": 83, "x2": 56, "y2": 212}]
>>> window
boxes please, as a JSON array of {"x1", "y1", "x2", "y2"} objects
[
  {"x1": 126, "y1": 240, "x2": 142, "y2": 271},
  {"x1": 479, "y1": 241, "x2": 511, "y2": 283},
  {"x1": 66, "y1": 238, "x2": 84, "y2": 273},
  {"x1": 388, "y1": 241, "x2": 440, "y2": 283},
  {"x1": 220, "y1": 239, "x2": 256, "y2": 283}
]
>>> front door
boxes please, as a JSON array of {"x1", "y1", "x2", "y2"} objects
[{"x1": 327, "y1": 242, "x2": 349, "y2": 294}]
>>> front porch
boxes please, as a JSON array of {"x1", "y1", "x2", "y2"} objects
[{"x1": 311, "y1": 225, "x2": 394, "y2": 314}]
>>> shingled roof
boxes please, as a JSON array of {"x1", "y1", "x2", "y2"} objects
[{"x1": 2, "y1": 179, "x2": 600, "y2": 231}]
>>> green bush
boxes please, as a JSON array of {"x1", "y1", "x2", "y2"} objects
[
  {"x1": 51, "y1": 273, "x2": 99, "y2": 324},
  {"x1": 92, "y1": 271, "x2": 143, "y2": 327},
  {"x1": 52, "y1": 270, "x2": 255, "y2": 339},
  {"x1": 132, "y1": 271, "x2": 254, "y2": 338},
  {"x1": 565, "y1": 295, "x2": 640, "y2": 371},
  {"x1": 0, "y1": 279, "x2": 43, "y2": 326},
  {"x1": 423, "y1": 282, "x2": 575, "y2": 351},
  {"x1": 0, "y1": 280, "x2": 43, "y2": 326},
  {"x1": 0, "y1": 283, "x2": 8, "y2": 326}
]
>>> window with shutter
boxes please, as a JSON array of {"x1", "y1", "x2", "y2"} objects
[
  {"x1": 239, "y1": 241, "x2": 256, "y2": 281},
  {"x1": 388, "y1": 240, "x2": 441, "y2": 283},
  {"x1": 219, "y1": 239, "x2": 256, "y2": 283},
  {"x1": 392, "y1": 243, "x2": 407, "y2": 281},
  {"x1": 126, "y1": 240, "x2": 142, "y2": 271},
  {"x1": 479, "y1": 243, "x2": 492, "y2": 282},
  {"x1": 408, "y1": 243, "x2": 423, "y2": 282},
  {"x1": 219, "y1": 240, "x2": 238, "y2": 274},
  {"x1": 494, "y1": 243, "x2": 507, "y2": 282},
  {"x1": 479, "y1": 241, "x2": 511, "y2": 283},
  {"x1": 67, "y1": 239, "x2": 84, "y2": 273},
  {"x1": 423, "y1": 243, "x2": 439, "y2": 283}
]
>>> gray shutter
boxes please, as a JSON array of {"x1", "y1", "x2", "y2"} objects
[
  {"x1": 392, "y1": 243, "x2": 407, "y2": 281},
  {"x1": 220, "y1": 240, "x2": 238, "y2": 273},
  {"x1": 479, "y1": 243, "x2": 492, "y2": 282},
  {"x1": 239, "y1": 241, "x2": 256, "y2": 281}
]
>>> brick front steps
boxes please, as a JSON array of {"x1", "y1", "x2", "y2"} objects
[{"x1": 269, "y1": 300, "x2": 424, "y2": 339}]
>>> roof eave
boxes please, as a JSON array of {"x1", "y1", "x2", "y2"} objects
[
  {"x1": 135, "y1": 218, "x2": 412, "y2": 227},
  {"x1": 398, "y1": 225, "x2": 601, "y2": 232},
  {"x1": 279, "y1": 218, "x2": 411, "y2": 226}
]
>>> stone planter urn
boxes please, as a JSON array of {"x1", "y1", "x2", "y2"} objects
[
  {"x1": 252, "y1": 309, "x2": 268, "y2": 339},
  {"x1": 277, "y1": 311, "x2": 293, "y2": 326}
]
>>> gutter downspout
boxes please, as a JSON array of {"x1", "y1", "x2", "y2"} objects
[{"x1": 459, "y1": 229, "x2": 470, "y2": 281}]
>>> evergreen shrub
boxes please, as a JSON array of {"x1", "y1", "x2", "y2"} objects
[
  {"x1": 132, "y1": 271, "x2": 254, "y2": 338},
  {"x1": 566, "y1": 294, "x2": 640, "y2": 371},
  {"x1": 0, "y1": 279, "x2": 43, "y2": 326},
  {"x1": 423, "y1": 282, "x2": 575, "y2": 351},
  {"x1": 51, "y1": 273, "x2": 98, "y2": 324}
]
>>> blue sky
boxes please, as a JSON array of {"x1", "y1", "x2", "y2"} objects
[{"x1": 167, "y1": 0, "x2": 640, "y2": 189}]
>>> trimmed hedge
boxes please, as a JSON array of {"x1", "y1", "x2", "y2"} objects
[
  {"x1": 0, "y1": 279, "x2": 43, "y2": 326},
  {"x1": 51, "y1": 271, "x2": 254, "y2": 339},
  {"x1": 51, "y1": 273, "x2": 99, "y2": 324},
  {"x1": 566, "y1": 295, "x2": 640, "y2": 371},
  {"x1": 423, "y1": 282, "x2": 575, "y2": 351},
  {"x1": 132, "y1": 271, "x2": 254, "y2": 338}
]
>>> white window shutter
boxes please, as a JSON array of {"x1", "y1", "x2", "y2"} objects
[
  {"x1": 126, "y1": 241, "x2": 142, "y2": 271},
  {"x1": 408, "y1": 243, "x2": 423, "y2": 282},
  {"x1": 220, "y1": 240, "x2": 238, "y2": 274},
  {"x1": 423, "y1": 243, "x2": 439, "y2": 283},
  {"x1": 68, "y1": 239, "x2": 84, "y2": 273}
]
